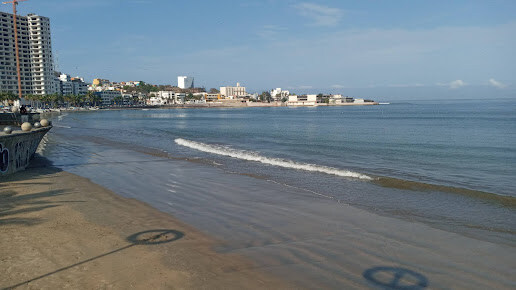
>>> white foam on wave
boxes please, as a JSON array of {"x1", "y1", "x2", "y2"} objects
[{"x1": 175, "y1": 138, "x2": 372, "y2": 180}]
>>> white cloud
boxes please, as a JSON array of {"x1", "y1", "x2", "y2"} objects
[
  {"x1": 294, "y1": 3, "x2": 344, "y2": 27},
  {"x1": 449, "y1": 80, "x2": 466, "y2": 89},
  {"x1": 488, "y1": 78, "x2": 507, "y2": 88},
  {"x1": 435, "y1": 80, "x2": 467, "y2": 89}
]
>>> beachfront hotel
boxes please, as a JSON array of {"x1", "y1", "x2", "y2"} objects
[
  {"x1": 220, "y1": 82, "x2": 247, "y2": 98},
  {"x1": 0, "y1": 11, "x2": 57, "y2": 95}
]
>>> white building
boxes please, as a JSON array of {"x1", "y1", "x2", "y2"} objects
[
  {"x1": 270, "y1": 88, "x2": 290, "y2": 100},
  {"x1": 58, "y1": 74, "x2": 87, "y2": 95},
  {"x1": 287, "y1": 94, "x2": 317, "y2": 106},
  {"x1": 147, "y1": 96, "x2": 166, "y2": 106},
  {"x1": 175, "y1": 93, "x2": 186, "y2": 104},
  {"x1": 121, "y1": 94, "x2": 134, "y2": 106},
  {"x1": 0, "y1": 12, "x2": 57, "y2": 95},
  {"x1": 123, "y1": 81, "x2": 140, "y2": 87},
  {"x1": 220, "y1": 83, "x2": 247, "y2": 98},
  {"x1": 148, "y1": 91, "x2": 174, "y2": 105},
  {"x1": 177, "y1": 76, "x2": 194, "y2": 89},
  {"x1": 147, "y1": 91, "x2": 193, "y2": 105},
  {"x1": 329, "y1": 94, "x2": 354, "y2": 104}
]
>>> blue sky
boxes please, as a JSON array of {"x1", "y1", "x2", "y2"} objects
[{"x1": 7, "y1": 0, "x2": 516, "y2": 99}]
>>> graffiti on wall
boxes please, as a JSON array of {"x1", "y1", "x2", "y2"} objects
[
  {"x1": 0, "y1": 143, "x2": 8, "y2": 173},
  {"x1": 13, "y1": 138, "x2": 41, "y2": 171}
]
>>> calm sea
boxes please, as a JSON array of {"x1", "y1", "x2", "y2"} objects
[{"x1": 45, "y1": 98, "x2": 516, "y2": 244}]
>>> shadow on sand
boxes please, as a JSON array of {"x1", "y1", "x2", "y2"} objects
[
  {"x1": 6, "y1": 229, "x2": 184, "y2": 289},
  {"x1": 0, "y1": 187, "x2": 83, "y2": 226},
  {"x1": 363, "y1": 266, "x2": 428, "y2": 289},
  {"x1": 0, "y1": 155, "x2": 83, "y2": 227},
  {"x1": 2, "y1": 156, "x2": 186, "y2": 289}
]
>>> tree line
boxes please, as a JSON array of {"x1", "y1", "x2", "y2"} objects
[{"x1": 0, "y1": 91, "x2": 102, "y2": 108}]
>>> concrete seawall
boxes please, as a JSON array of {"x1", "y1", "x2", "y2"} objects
[
  {"x1": 0, "y1": 113, "x2": 40, "y2": 126},
  {"x1": 0, "y1": 127, "x2": 51, "y2": 176}
]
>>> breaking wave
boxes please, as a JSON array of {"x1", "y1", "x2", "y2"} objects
[{"x1": 175, "y1": 138, "x2": 372, "y2": 180}]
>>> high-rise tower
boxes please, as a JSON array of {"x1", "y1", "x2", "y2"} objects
[
  {"x1": 177, "y1": 76, "x2": 194, "y2": 89},
  {"x1": 0, "y1": 11, "x2": 56, "y2": 95}
]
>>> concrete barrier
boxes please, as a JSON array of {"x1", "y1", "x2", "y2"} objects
[
  {"x1": 0, "y1": 127, "x2": 51, "y2": 176},
  {"x1": 0, "y1": 113, "x2": 40, "y2": 125}
]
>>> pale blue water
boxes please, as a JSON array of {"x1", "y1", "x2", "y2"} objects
[{"x1": 44, "y1": 98, "x2": 516, "y2": 244}]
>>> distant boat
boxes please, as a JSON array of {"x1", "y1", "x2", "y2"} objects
[{"x1": 379, "y1": 102, "x2": 390, "y2": 105}]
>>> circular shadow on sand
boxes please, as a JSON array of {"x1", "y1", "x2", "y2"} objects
[
  {"x1": 363, "y1": 266, "x2": 428, "y2": 289},
  {"x1": 127, "y1": 229, "x2": 184, "y2": 245}
]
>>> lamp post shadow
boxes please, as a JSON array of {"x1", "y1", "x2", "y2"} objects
[
  {"x1": 6, "y1": 229, "x2": 184, "y2": 290},
  {"x1": 363, "y1": 266, "x2": 428, "y2": 290}
]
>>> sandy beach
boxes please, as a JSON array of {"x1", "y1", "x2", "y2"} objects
[{"x1": 0, "y1": 158, "x2": 293, "y2": 289}]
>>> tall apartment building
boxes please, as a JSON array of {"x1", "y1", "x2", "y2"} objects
[
  {"x1": 0, "y1": 11, "x2": 56, "y2": 95},
  {"x1": 177, "y1": 76, "x2": 194, "y2": 89}
]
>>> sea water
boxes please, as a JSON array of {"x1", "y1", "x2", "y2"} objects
[{"x1": 43, "y1": 98, "x2": 516, "y2": 245}]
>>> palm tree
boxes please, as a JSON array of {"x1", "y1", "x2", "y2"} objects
[
  {"x1": 93, "y1": 94, "x2": 101, "y2": 107},
  {"x1": 24, "y1": 94, "x2": 37, "y2": 109},
  {"x1": 73, "y1": 94, "x2": 84, "y2": 107},
  {"x1": 113, "y1": 96, "x2": 123, "y2": 107},
  {"x1": 49, "y1": 93, "x2": 63, "y2": 108},
  {"x1": 0, "y1": 91, "x2": 8, "y2": 104},
  {"x1": 5, "y1": 92, "x2": 18, "y2": 104}
]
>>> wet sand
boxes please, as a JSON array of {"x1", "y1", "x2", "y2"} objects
[
  {"x1": 0, "y1": 159, "x2": 293, "y2": 289},
  {"x1": 42, "y1": 134, "x2": 516, "y2": 289}
]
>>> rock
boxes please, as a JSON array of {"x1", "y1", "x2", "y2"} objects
[
  {"x1": 40, "y1": 119, "x2": 49, "y2": 127},
  {"x1": 21, "y1": 122, "x2": 32, "y2": 132},
  {"x1": 34, "y1": 122, "x2": 41, "y2": 128}
]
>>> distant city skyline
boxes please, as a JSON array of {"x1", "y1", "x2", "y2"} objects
[{"x1": 7, "y1": 0, "x2": 515, "y2": 100}]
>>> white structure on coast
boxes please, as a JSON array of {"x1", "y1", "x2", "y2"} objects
[
  {"x1": 287, "y1": 94, "x2": 317, "y2": 106},
  {"x1": 220, "y1": 83, "x2": 247, "y2": 98},
  {"x1": 287, "y1": 94, "x2": 378, "y2": 106},
  {"x1": 148, "y1": 91, "x2": 189, "y2": 105},
  {"x1": 270, "y1": 88, "x2": 290, "y2": 100},
  {"x1": 0, "y1": 12, "x2": 58, "y2": 95},
  {"x1": 177, "y1": 76, "x2": 194, "y2": 89}
]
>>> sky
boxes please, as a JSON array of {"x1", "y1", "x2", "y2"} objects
[{"x1": 5, "y1": 0, "x2": 516, "y2": 100}]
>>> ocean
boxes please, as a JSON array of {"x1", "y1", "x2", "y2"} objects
[
  {"x1": 43, "y1": 99, "x2": 516, "y2": 243},
  {"x1": 39, "y1": 98, "x2": 516, "y2": 287}
]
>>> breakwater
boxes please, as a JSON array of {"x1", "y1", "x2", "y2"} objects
[{"x1": 0, "y1": 126, "x2": 51, "y2": 176}]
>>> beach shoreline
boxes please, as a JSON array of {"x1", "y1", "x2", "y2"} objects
[
  {"x1": 2, "y1": 152, "x2": 515, "y2": 289},
  {"x1": 0, "y1": 158, "x2": 294, "y2": 289}
]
